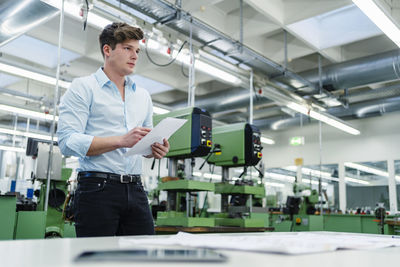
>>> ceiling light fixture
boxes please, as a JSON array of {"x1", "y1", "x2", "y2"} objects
[
  {"x1": 302, "y1": 178, "x2": 328, "y2": 187},
  {"x1": 0, "y1": 128, "x2": 56, "y2": 142},
  {"x1": 42, "y1": 0, "x2": 113, "y2": 29},
  {"x1": 167, "y1": 45, "x2": 242, "y2": 85},
  {"x1": 353, "y1": 0, "x2": 400, "y2": 47},
  {"x1": 261, "y1": 86, "x2": 360, "y2": 135},
  {"x1": 0, "y1": 62, "x2": 71, "y2": 88},
  {"x1": 0, "y1": 145, "x2": 25, "y2": 153},
  {"x1": 0, "y1": 104, "x2": 58, "y2": 122},
  {"x1": 284, "y1": 166, "x2": 339, "y2": 182},
  {"x1": 203, "y1": 173, "x2": 222, "y2": 180},
  {"x1": 345, "y1": 177, "x2": 370, "y2": 185},
  {"x1": 287, "y1": 102, "x2": 360, "y2": 135},
  {"x1": 265, "y1": 172, "x2": 296, "y2": 183},
  {"x1": 344, "y1": 162, "x2": 400, "y2": 181},
  {"x1": 195, "y1": 60, "x2": 242, "y2": 85},
  {"x1": 261, "y1": 136, "x2": 275, "y2": 145},
  {"x1": 264, "y1": 181, "x2": 285, "y2": 188}
]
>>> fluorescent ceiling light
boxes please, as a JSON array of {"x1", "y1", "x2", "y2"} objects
[
  {"x1": 0, "y1": 128, "x2": 57, "y2": 142},
  {"x1": 284, "y1": 166, "x2": 339, "y2": 182},
  {"x1": 261, "y1": 136, "x2": 275, "y2": 145},
  {"x1": 353, "y1": 0, "x2": 400, "y2": 47},
  {"x1": 153, "y1": 106, "x2": 169, "y2": 115},
  {"x1": 195, "y1": 60, "x2": 242, "y2": 85},
  {"x1": 166, "y1": 45, "x2": 242, "y2": 85},
  {"x1": 0, "y1": 145, "x2": 25, "y2": 153},
  {"x1": 264, "y1": 182, "x2": 285, "y2": 188},
  {"x1": 43, "y1": 0, "x2": 113, "y2": 29},
  {"x1": 345, "y1": 177, "x2": 370, "y2": 185},
  {"x1": 265, "y1": 172, "x2": 296, "y2": 183},
  {"x1": 0, "y1": 104, "x2": 58, "y2": 122},
  {"x1": 203, "y1": 173, "x2": 222, "y2": 180},
  {"x1": 0, "y1": 62, "x2": 71, "y2": 89},
  {"x1": 344, "y1": 162, "x2": 400, "y2": 181},
  {"x1": 269, "y1": 167, "x2": 369, "y2": 185},
  {"x1": 287, "y1": 102, "x2": 360, "y2": 135},
  {"x1": 302, "y1": 178, "x2": 328, "y2": 187}
]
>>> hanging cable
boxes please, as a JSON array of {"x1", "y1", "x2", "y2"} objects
[
  {"x1": 181, "y1": 60, "x2": 189, "y2": 77},
  {"x1": 145, "y1": 39, "x2": 187, "y2": 67}
]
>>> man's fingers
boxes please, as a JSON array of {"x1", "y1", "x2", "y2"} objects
[
  {"x1": 152, "y1": 143, "x2": 168, "y2": 154},
  {"x1": 151, "y1": 148, "x2": 162, "y2": 159},
  {"x1": 163, "y1": 138, "x2": 170, "y2": 148},
  {"x1": 133, "y1": 128, "x2": 151, "y2": 137}
]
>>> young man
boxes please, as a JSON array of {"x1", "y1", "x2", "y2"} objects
[{"x1": 57, "y1": 22, "x2": 169, "y2": 237}]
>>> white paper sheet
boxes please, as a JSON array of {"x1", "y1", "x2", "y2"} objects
[
  {"x1": 120, "y1": 232, "x2": 400, "y2": 255},
  {"x1": 124, "y1": 117, "x2": 187, "y2": 156}
]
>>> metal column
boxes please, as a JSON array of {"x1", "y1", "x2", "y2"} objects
[
  {"x1": 338, "y1": 162, "x2": 347, "y2": 212},
  {"x1": 387, "y1": 159, "x2": 398, "y2": 213}
]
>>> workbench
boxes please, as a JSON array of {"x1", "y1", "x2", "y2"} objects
[{"x1": 1, "y1": 232, "x2": 399, "y2": 266}]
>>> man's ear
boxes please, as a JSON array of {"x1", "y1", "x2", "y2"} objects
[{"x1": 103, "y1": 44, "x2": 111, "y2": 57}]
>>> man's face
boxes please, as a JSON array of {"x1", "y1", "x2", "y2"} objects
[{"x1": 104, "y1": 39, "x2": 140, "y2": 76}]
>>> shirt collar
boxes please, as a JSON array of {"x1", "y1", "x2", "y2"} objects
[{"x1": 94, "y1": 67, "x2": 136, "y2": 92}]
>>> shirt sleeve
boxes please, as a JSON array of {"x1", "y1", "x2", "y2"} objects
[
  {"x1": 142, "y1": 92, "x2": 153, "y2": 129},
  {"x1": 57, "y1": 78, "x2": 94, "y2": 157}
]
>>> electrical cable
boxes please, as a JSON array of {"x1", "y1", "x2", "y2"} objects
[
  {"x1": 181, "y1": 60, "x2": 189, "y2": 77},
  {"x1": 199, "y1": 168, "x2": 214, "y2": 217},
  {"x1": 145, "y1": 40, "x2": 187, "y2": 67},
  {"x1": 199, "y1": 144, "x2": 221, "y2": 170}
]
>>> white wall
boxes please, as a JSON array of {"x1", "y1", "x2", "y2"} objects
[
  {"x1": 262, "y1": 111, "x2": 400, "y2": 168},
  {"x1": 261, "y1": 111, "x2": 400, "y2": 213}
]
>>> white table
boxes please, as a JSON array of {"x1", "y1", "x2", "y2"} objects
[{"x1": 1, "y1": 232, "x2": 399, "y2": 267}]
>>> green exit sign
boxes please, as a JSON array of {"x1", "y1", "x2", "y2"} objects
[{"x1": 290, "y1": 136, "x2": 305, "y2": 146}]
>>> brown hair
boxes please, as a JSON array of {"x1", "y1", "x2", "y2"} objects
[{"x1": 99, "y1": 22, "x2": 144, "y2": 57}]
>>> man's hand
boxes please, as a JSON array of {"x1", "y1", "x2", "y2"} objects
[
  {"x1": 147, "y1": 138, "x2": 170, "y2": 159},
  {"x1": 120, "y1": 127, "x2": 151, "y2": 148}
]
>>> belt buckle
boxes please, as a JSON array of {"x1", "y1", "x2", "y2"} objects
[{"x1": 120, "y1": 174, "x2": 130, "y2": 183}]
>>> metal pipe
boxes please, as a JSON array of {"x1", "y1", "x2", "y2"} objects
[
  {"x1": 0, "y1": 87, "x2": 44, "y2": 103},
  {"x1": 253, "y1": 96, "x2": 400, "y2": 130},
  {"x1": 249, "y1": 70, "x2": 253, "y2": 124},
  {"x1": 296, "y1": 49, "x2": 400, "y2": 93},
  {"x1": 284, "y1": 30, "x2": 287, "y2": 70},
  {"x1": 239, "y1": 0, "x2": 243, "y2": 53},
  {"x1": 44, "y1": 0, "x2": 64, "y2": 212}
]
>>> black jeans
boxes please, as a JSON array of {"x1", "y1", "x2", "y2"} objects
[{"x1": 74, "y1": 177, "x2": 155, "y2": 237}]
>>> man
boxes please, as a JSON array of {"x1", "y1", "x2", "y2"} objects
[{"x1": 57, "y1": 22, "x2": 169, "y2": 237}]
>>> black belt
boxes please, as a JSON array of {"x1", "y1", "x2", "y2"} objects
[{"x1": 78, "y1": 171, "x2": 141, "y2": 184}]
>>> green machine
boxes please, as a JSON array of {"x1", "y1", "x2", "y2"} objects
[
  {"x1": 285, "y1": 183, "x2": 323, "y2": 232},
  {"x1": 207, "y1": 123, "x2": 266, "y2": 228},
  {"x1": 25, "y1": 138, "x2": 75, "y2": 238},
  {"x1": 153, "y1": 107, "x2": 215, "y2": 227},
  {"x1": 0, "y1": 139, "x2": 75, "y2": 240}
]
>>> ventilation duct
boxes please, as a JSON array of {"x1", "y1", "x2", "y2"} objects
[
  {"x1": 253, "y1": 96, "x2": 400, "y2": 131},
  {"x1": 289, "y1": 50, "x2": 400, "y2": 94},
  {"x1": 0, "y1": 0, "x2": 59, "y2": 47}
]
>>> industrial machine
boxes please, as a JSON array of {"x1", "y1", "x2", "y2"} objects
[
  {"x1": 25, "y1": 138, "x2": 74, "y2": 238},
  {"x1": 207, "y1": 123, "x2": 266, "y2": 228},
  {"x1": 284, "y1": 182, "x2": 323, "y2": 232},
  {"x1": 153, "y1": 107, "x2": 215, "y2": 227},
  {"x1": 0, "y1": 138, "x2": 75, "y2": 239}
]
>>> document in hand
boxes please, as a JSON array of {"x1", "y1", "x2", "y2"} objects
[{"x1": 125, "y1": 117, "x2": 187, "y2": 156}]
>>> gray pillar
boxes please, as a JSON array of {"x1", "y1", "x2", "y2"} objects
[
  {"x1": 387, "y1": 159, "x2": 398, "y2": 213},
  {"x1": 338, "y1": 162, "x2": 346, "y2": 212}
]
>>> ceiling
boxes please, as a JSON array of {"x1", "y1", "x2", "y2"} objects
[{"x1": 0, "y1": 0, "x2": 400, "y2": 141}]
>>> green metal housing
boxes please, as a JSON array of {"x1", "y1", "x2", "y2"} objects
[
  {"x1": 153, "y1": 107, "x2": 212, "y2": 158},
  {"x1": 0, "y1": 195, "x2": 17, "y2": 240},
  {"x1": 158, "y1": 180, "x2": 215, "y2": 192},
  {"x1": 208, "y1": 123, "x2": 262, "y2": 167}
]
